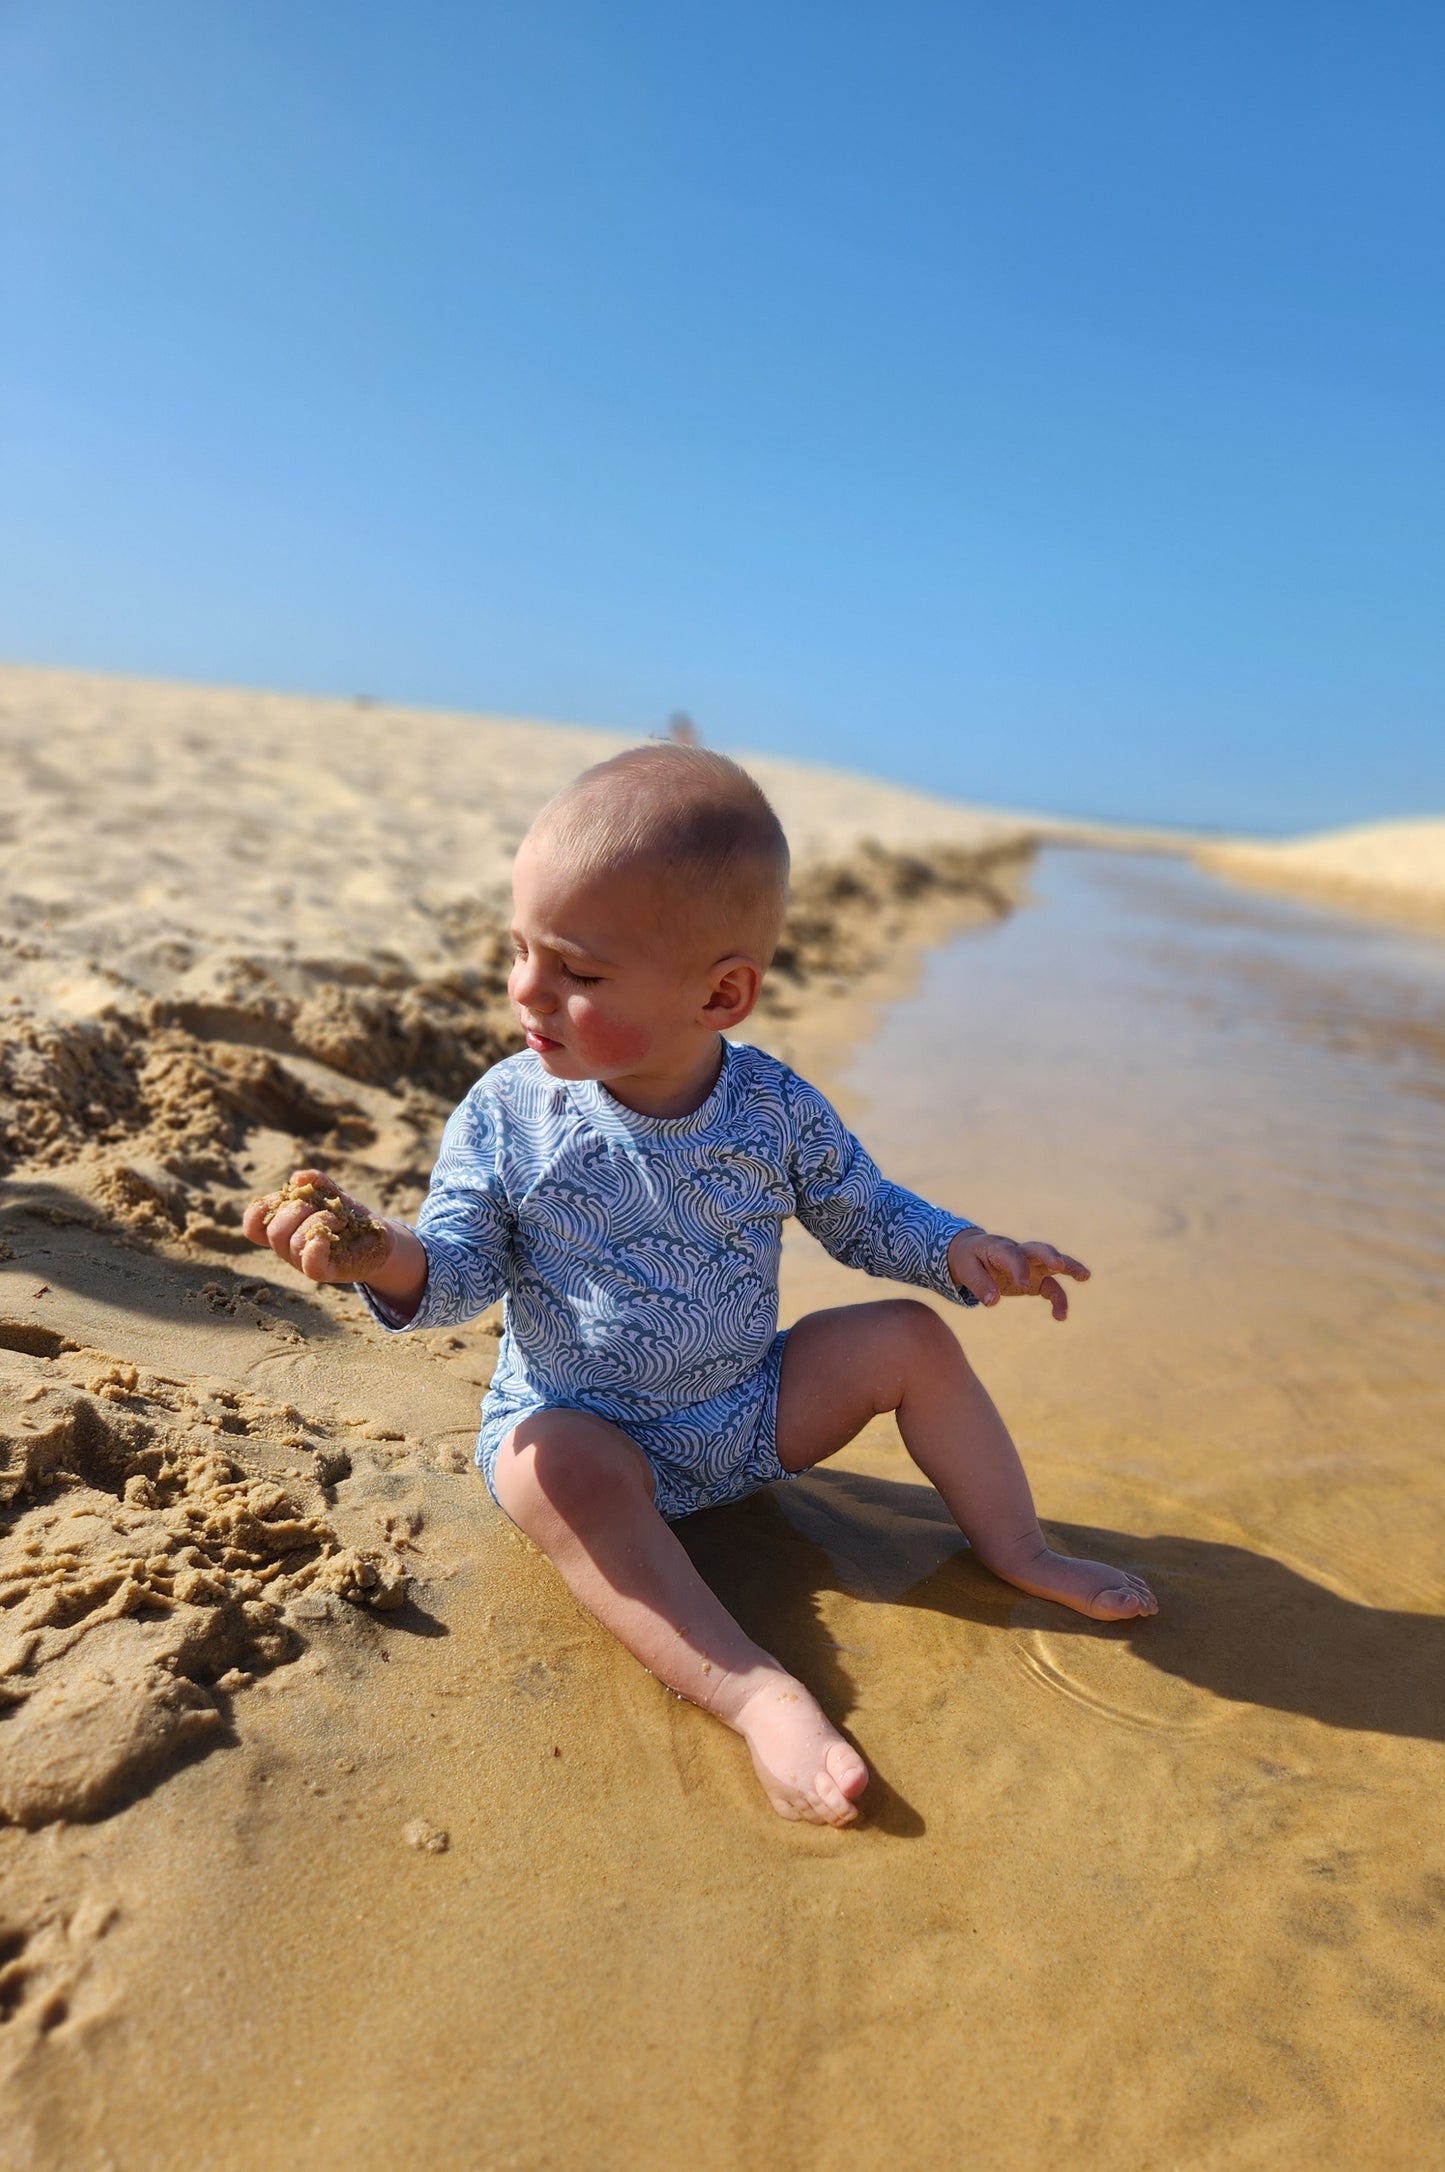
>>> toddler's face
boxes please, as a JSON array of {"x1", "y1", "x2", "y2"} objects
[{"x1": 508, "y1": 842, "x2": 725, "y2": 1086}]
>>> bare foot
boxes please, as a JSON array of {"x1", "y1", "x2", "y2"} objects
[
  {"x1": 726, "y1": 1674, "x2": 869, "y2": 1826},
  {"x1": 989, "y1": 1544, "x2": 1158, "y2": 1621}
]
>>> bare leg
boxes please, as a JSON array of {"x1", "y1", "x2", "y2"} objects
[
  {"x1": 777, "y1": 1301, "x2": 1157, "y2": 1620},
  {"x1": 491, "y1": 1410, "x2": 870, "y2": 1825}
]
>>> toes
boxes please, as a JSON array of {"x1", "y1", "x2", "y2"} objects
[
  {"x1": 767, "y1": 1782, "x2": 844, "y2": 1827},
  {"x1": 1080, "y1": 1564, "x2": 1158, "y2": 1621},
  {"x1": 1089, "y1": 1584, "x2": 1151, "y2": 1620},
  {"x1": 825, "y1": 1741, "x2": 870, "y2": 1802},
  {"x1": 755, "y1": 1750, "x2": 867, "y2": 1826},
  {"x1": 813, "y1": 1770, "x2": 861, "y2": 1825},
  {"x1": 811, "y1": 1744, "x2": 867, "y2": 1825}
]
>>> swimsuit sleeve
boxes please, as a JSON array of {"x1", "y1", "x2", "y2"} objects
[
  {"x1": 784, "y1": 1072, "x2": 979, "y2": 1307},
  {"x1": 359, "y1": 1086, "x2": 513, "y2": 1332}
]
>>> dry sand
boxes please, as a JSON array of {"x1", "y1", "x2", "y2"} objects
[
  {"x1": 1200, "y1": 817, "x2": 1445, "y2": 931},
  {"x1": 2, "y1": 665, "x2": 1442, "y2": 2170}
]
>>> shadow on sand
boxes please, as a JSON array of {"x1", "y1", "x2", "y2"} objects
[
  {"x1": 681, "y1": 1467, "x2": 1445, "y2": 1789},
  {"x1": 0, "y1": 1175, "x2": 346, "y2": 1343}
]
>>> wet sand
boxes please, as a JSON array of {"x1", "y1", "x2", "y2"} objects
[
  {"x1": 3, "y1": 673, "x2": 1444, "y2": 2169},
  {"x1": 778, "y1": 854, "x2": 1445, "y2": 2162}
]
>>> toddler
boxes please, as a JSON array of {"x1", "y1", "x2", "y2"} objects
[{"x1": 245, "y1": 747, "x2": 1155, "y2": 1826}]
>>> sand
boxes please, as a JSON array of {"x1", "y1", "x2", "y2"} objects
[
  {"x1": 1200, "y1": 817, "x2": 1445, "y2": 931},
  {"x1": 0, "y1": 664, "x2": 1031, "y2": 2153},
  {"x1": 2, "y1": 665, "x2": 1442, "y2": 2170}
]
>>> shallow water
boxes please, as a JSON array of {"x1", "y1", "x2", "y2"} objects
[
  {"x1": 787, "y1": 847, "x2": 1445, "y2": 1604},
  {"x1": 765, "y1": 848, "x2": 1445, "y2": 2162},
  {"x1": 852, "y1": 844, "x2": 1445, "y2": 1296}
]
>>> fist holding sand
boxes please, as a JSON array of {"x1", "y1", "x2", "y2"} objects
[
  {"x1": 245, "y1": 1170, "x2": 432, "y2": 1316},
  {"x1": 243, "y1": 1170, "x2": 395, "y2": 1284}
]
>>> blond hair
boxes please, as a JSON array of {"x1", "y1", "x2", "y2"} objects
[{"x1": 525, "y1": 744, "x2": 790, "y2": 964}]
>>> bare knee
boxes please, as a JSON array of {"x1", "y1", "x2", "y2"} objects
[
  {"x1": 869, "y1": 1299, "x2": 967, "y2": 1405},
  {"x1": 492, "y1": 1412, "x2": 654, "y2": 1548},
  {"x1": 873, "y1": 1296, "x2": 958, "y2": 1352}
]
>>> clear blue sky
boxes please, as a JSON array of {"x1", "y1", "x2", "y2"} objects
[{"x1": 3, "y1": 2, "x2": 1442, "y2": 831}]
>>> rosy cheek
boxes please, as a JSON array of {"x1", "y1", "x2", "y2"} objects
[{"x1": 571, "y1": 1006, "x2": 650, "y2": 1068}]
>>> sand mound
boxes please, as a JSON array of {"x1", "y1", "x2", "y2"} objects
[
  {"x1": 763, "y1": 838, "x2": 1019, "y2": 1002},
  {"x1": 0, "y1": 1348, "x2": 411, "y2": 1826},
  {"x1": 1200, "y1": 817, "x2": 1445, "y2": 929},
  {"x1": 0, "y1": 662, "x2": 1024, "y2": 985}
]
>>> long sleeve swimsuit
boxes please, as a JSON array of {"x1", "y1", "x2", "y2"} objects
[{"x1": 364, "y1": 1040, "x2": 977, "y2": 1519}]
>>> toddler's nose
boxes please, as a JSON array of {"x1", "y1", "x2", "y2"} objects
[{"x1": 510, "y1": 958, "x2": 555, "y2": 1014}]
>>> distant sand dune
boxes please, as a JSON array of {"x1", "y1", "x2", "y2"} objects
[{"x1": 1200, "y1": 817, "x2": 1445, "y2": 930}]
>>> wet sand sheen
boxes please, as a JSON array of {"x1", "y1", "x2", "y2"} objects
[
  {"x1": 10, "y1": 852, "x2": 1445, "y2": 2171},
  {"x1": 772, "y1": 851, "x2": 1445, "y2": 2158}
]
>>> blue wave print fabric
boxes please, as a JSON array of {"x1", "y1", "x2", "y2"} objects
[{"x1": 362, "y1": 1040, "x2": 977, "y2": 1518}]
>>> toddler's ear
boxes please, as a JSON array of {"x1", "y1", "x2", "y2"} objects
[{"x1": 702, "y1": 956, "x2": 762, "y2": 1029}]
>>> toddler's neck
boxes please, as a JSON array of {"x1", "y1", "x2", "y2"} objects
[{"x1": 595, "y1": 1032, "x2": 727, "y2": 1121}]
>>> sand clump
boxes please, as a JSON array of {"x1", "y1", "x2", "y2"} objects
[
  {"x1": 401, "y1": 1818, "x2": 450, "y2": 1854},
  {"x1": 260, "y1": 1174, "x2": 392, "y2": 1279},
  {"x1": 0, "y1": 1350, "x2": 413, "y2": 1828},
  {"x1": 0, "y1": 948, "x2": 522, "y2": 1243}
]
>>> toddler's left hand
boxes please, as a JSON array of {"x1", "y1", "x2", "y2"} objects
[{"x1": 947, "y1": 1229, "x2": 1089, "y2": 1320}]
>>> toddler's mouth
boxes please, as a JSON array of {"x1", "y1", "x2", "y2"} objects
[{"x1": 525, "y1": 1027, "x2": 563, "y2": 1053}]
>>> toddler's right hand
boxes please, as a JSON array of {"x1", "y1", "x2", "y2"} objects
[{"x1": 242, "y1": 1168, "x2": 394, "y2": 1284}]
